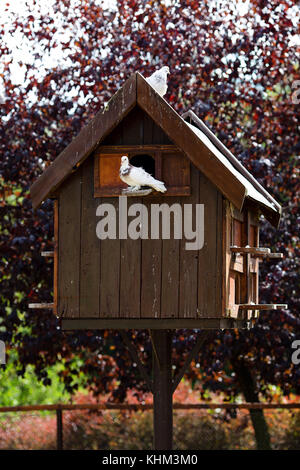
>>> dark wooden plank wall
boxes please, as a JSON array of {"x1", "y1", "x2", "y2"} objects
[
  {"x1": 58, "y1": 169, "x2": 82, "y2": 318},
  {"x1": 197, "y1": 174, "x2": 223, "y2": 317},
  {"x1": 80, "y1": 158, "x2": 100, "y2": 317},
  {"x1": 102, "y1": 107, "x2": 173, "y2": 146},
  {"x1": 141, "y1": 196, "x2": 162, "y2": 319},
  {"x1": 179, "y1": 165, "x2": 199, "y2": 318},
  {"x1": 99, "y1": 196, "x2": 120, "y2": 318},
  {"x1": 58, "y1": 108, "x2": 223, "y2": 319},
  {"x1": 58, "y1": 163, "x2": 223, "y2": 319}
]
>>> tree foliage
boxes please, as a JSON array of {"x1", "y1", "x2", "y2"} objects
[{"x1": 0, "y1": 0, "x2": 299, "y2": 400}]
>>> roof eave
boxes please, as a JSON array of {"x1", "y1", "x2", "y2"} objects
[
  {"x1": 30, "y1": 73, "x2": 137, "y2": 209},
  {"x1": 136, "y1": 73, "x2": 247, "y2": 212}
]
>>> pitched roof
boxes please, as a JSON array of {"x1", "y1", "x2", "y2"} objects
[{"x1": 30, "y1": 72, "x2": 281, "y2": 226}]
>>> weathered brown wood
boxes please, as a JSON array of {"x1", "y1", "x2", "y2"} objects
[
  {"x1": 41, "y1": 251, "x2": 54, "y2": 257},
  {"x1": 232, "y1": 218, "x2": 243, "y2": 246},
  {"x1": 58, "y1": 169, "x2": 82, "y2": 318},
  {"x1": 231, "y1": 246, "x2": 283, "y2": 259},
  {"x1": 99, "y1": 197, "x2": 120, "y2": 318},
  {"x1": 123, "y1": 107, "x2": 145, "y2": 145},
  {"x1": 197, "y1": 173, "x2": 222, "y2": 317},
  {"x1": 246, "y1": 211, "x2": 252, "y2": 307},
  {"x1": 239, "y1": 209, "x2": 248, "y2": 311},
  {"x1": 161, "y1": 218, "x2": 180, "y2": 319},
  {"x1": 31, "y1": 72, "x2": 281, "y2": 228},
  {"x1": 56, "y1": 409, "x2": 63, "y2": 450},
  {"x1": 215, "y1": 190, "x2": 223, "y2": 316},
  {"x1": 239, "y1": 304, "x2": 288, "y2": 310},
  {"x1": 79, "y1": 158, "x2": 100, "y2": 317},
  {"x1": 94, "y1": 147, "x2": 190, "y2": 197},
  {"x1": 231, "y1": 206, "x2": 244, "y2": 222},
  {"x1": 28, "y1": 303, "x2": 54, "y2": 309},
  {"x1": 143, "y1": 112, "x2": 154, "y2": 144},
  {"x1": 137, "y1": 73, "x2": 247, "y2": 212},
  {"x1": 53, "y1": 200, "x2": 58, "y2": 316},
  {"x1": 119, "y1": 198, "x2": 141, "y2": 318},
  {"x1": 263, "y1": 253, "x2": 283, "y2": 259},
  {"x1": 122, "y1": 188, "x2": 153, "y2": 196},
  {"x1": 61, "y1": 317, "x2": 249, "y2": 329},
  {"x1": 94, "y1": 153, "x2": 127, "y2": 197},
  {"x1": 141, "y1": 196, "x2": 162, "y2": 319},
  {"x1": 101, "y1": 106, "x2": 173, "y2": 146},
  {"x1": 98, "y1": 145, "x2": 178, "y2": 153},
  {"x1": 182, "y1": 109, "x2": 281, "y2": 223},
  {"x1": 222, "y1": 200, "x2": 231, "y2": 317},
  {"x1": 162, "y1": 153, "x2": 190, "y2": 189},
  {"x1": 30, "y1": 73, "x2": 137, "y2": 209},
  {"x1": 179, "y1": 165, "x2": 199, "y2": 318},
  {"x1": 231, "y1": 256, "x2": 244, "y2": 273},
  {"x1": 231, "y1": 246, "x2": 270, "y2": 255}
]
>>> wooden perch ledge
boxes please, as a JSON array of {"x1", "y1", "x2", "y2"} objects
[
  {"x1": 239, "y1": 304, "x2": 288, "y2": 311},
  {"x1": 28, "y1": 303, "x2": 54, "y2": 309},
  {"x1": 121, "y1": 188, "x2": 153, "y2": 196},
  {"x1": 230, "y1": 246, "x2": 283, "y2": 259},
  {"x1": 41, "y1": 251, "x2": 54, "y2": 257}
]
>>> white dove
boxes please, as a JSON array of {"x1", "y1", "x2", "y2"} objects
[
  {"x1": 146, "y1": 66, "x2": 170, "y2": 97},
  {"x1": 119, "y1": 156, "x2": 167, "y2": 193}
]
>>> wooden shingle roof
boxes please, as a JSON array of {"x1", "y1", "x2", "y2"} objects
[{"x1": 30, "y1": 72, "x2": 281, "y2": 226}]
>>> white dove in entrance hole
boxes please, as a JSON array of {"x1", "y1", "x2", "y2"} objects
[
  {"x1": 146, "y1": 66, "x2": 170, "y2": 97},
  {"x1": 119, "y1": 156, "x2": 167, "y2": 193}
]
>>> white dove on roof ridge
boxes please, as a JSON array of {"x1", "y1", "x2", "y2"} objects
[
  {"x1": 146, "y1": 66, "x2": 170, "y2": 97},
  {"x1": 119, "y1": 156, "x2": 167, "y2": 193}
]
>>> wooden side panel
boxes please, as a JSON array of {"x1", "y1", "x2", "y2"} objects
[
  {"x1": 197, "y1": 173, "x2": 222, "y2": 317},
  {"x1": 58, "y1": 169, "x2": 82, "y2": 318},
  {"x1": 119, "y1": 198, "x2": 141, "y2": 318},
  {"x1": 122, "y1": 107, "x2": 144, "y2": 144},
  {"x1": 160, "y1": 200, "x2": 181, "y2": 318},
  {"x1": 179, "y1": 165, "x2": 199, "y2": 318},
  {"x1": 99, "y1": 198, "x2": 120, "y2": 318},
  {"x1": 101, "y1": 106, "x2": 173, "y2": 146},
  {"x1": 233, "y1": 219, "x2": 243, "y2": 245},
  {"x1": 53, "y1": 200, "x2": 58, "y2": 316},
  {"x1": 222, "y1": 201, "x2": 231, "y2": 317},
  {"x1": 215, "y1": 190, "x2": 223, "y2": 316},
  {"x1": 143, "y1": 113, "x2": 154, "y2": 144},
  {"x1": 141, "y1": 197, "x2": 162, "y2": 318},
  {"x1": 162, "y1": 153, "x2": 190, "y2": 195},
  {"x1": 161, "y1": 237, "x2": 180, "y2": 318},
  {"x1": 80, "y1": 158, "x2": 100, "y2": 317},
  {"x1": 249, "y1": 224, "x2": 258, "y2": 247},
  {"x1": 249, "y1": 211, "x2": 259, "y2": 304}
]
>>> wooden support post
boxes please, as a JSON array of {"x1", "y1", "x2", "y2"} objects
[
  {"x1": 151, "y1": 329, "x2": 173, "y2": 451},
  {"x1": 56, "y1": 408, "x2": 63, "y2": 450}
]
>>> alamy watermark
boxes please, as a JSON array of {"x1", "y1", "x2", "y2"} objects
[
  {"x1": 292, "y1": 80, "x2": 300, "y2": 104},
  {"x1": 0, "y1": 340, "x2": 5, "y2": 365},
  {"x1": 95, "y1": 197, "x2": 204, "y2": 250},
  {"x1": 291, "y1": 340, "x2": 300, "y2": 365}
]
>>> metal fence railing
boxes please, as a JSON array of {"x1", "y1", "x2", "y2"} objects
[{"x1": 0, "y1": 402, "x2": 299, "y2": 450}]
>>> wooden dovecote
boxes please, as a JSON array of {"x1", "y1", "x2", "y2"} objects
[{"x1": 29, "y1": 72, "x2": 286, "y2": 329}]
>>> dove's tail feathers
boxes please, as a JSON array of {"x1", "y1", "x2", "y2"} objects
[{"x1": 152, "y1": 181, "x2": 167, "y2": 193}]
